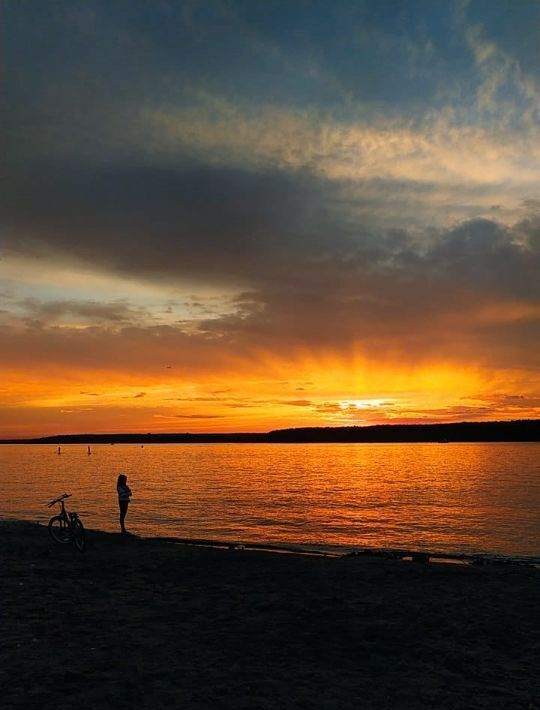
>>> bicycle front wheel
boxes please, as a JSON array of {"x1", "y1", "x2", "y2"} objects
[
  {"x1": 72, "y1": 518, "x2": 86, "y2": 552},
  {"x1": 48, "y1": 515, "x2": 72, "y2": 544}
]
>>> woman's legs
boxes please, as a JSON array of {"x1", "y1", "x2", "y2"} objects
[{"x1": 119, "y1": 500, "x2": 129, "y2": 532}]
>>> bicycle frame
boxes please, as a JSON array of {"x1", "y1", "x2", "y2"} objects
[
  {"x1": 55, "y1": 499, "x2": 79, "y2": 524},
  {"x1": 48, "y1": 493, "x2": 86, "y2": 551}
]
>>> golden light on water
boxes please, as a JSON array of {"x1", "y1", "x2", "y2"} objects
[{"x1": 2, "y1": 442, "x2": 539, "y2": 558}]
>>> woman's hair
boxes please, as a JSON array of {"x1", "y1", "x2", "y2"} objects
[{"x1": 117, "y1": 474, "x2": 127, "y2": 487}]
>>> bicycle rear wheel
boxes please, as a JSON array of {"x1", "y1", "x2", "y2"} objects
[
  {"x1": 48, "y1": 515, "x2": 71, "y2": 544},
  {"x1": 72, "y1": 518, "x2": 86, "y2": 552}
]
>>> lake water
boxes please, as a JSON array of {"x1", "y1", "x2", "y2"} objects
[{"x1": 1, "y1": 443, "x2": 539, "y2": 559}]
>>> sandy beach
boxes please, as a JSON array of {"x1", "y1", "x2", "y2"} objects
[{"x1": 2, "y1": 520, "x2": 539, "y2": 709}]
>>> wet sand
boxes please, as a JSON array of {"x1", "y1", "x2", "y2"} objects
[{"x1": 2, "y1": 520, "x2": 539, "y2": 709}]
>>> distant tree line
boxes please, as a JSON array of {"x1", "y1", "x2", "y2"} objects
[{"x1": 3, "y1": 419, "x2": 540, "y2": 444}]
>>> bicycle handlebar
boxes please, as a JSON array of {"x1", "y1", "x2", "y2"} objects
[{"x1": 47, "y1": 493, "x2": 71, "y2": 507}]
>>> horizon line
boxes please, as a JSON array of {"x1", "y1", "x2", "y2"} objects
[{"x1": 2, "y1": 418, "x2": 540, "y2": 444}]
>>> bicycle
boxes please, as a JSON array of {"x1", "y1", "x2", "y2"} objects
[{"x1": 47, "y1": 493, "x2": 86, "y2": 552}]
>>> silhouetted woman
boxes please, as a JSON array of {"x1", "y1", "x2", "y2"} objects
[{"x1": 116, "y1": 474, "x2": 132, "y2": 534}]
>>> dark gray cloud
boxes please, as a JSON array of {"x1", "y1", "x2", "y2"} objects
[
  {"x1": 5, "y1": 145, "x2": 540, "y2": 313},
  {"x1": 3, "y1": 207, "x2": 540, "y2": 373},
  {"x1": 18, "y1": 298, "x2": 148, "y2": 324},
  {"x1": 2, "y1": 161, "x2": 350, "y2": 286},
  {"x1": 425, "y1": 218, "x2": 540, "y2": 301},
  {"x1": 195, "y1": 213, "x2": 540, "y2": 370}
]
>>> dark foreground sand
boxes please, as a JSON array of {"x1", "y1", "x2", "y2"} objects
[{"x1": 2, "y1": 521, "x2": 539, "y2": 710}]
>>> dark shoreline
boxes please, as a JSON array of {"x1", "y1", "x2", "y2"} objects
[
  {"x1": 119, "y1": 532, "x2": 540, "y2": 568},
  {"x1": 6, "y1": 517, "x2": 540, "y2": 568},
  {"x1": 3, "y1": 519, "x2": 539, "y2": 709},
  {"x1": 3, "y1": 418, "x2": 540, "y2": 444}
]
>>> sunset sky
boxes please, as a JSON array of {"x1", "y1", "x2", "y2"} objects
[{"x1": 3, "y1": 0, "x2": 540, "y2": 437}]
